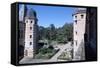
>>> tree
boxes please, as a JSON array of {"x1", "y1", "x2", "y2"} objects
[
  {"x1": 38, "y1": 26, "x2": 45, "y2": 40},
  {"x1": 38, "y1": 23, "x2": 73, "y2": 44},
  {"x1": 49, "y1": 24, "x2": 56, "y2": 41},
  {"x1": 62, "y1": 23, "x2": 73, "y2": 41}
]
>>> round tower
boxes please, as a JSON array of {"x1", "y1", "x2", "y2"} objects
[
  {"x1": 24, "y1": 8, "x2": 38, "y2": 58},
  {"x1": 73, "y1": 8, "x2": 86, "y2": 60}
]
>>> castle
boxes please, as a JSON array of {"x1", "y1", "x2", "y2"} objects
[{"x1": 19, "y1": 5, "x2": 97, "y2": 61}]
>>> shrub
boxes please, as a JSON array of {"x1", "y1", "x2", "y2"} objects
[{"x1": 35, "y1": 47, "x2": 59, "y2": 59}]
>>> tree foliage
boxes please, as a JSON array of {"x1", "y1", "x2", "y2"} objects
[{"x1": 38, "y1": 23, "x2": 73, "y2": 43}]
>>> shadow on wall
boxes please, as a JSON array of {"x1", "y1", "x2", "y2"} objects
[
  {"x1": 84, "y1": 7, "x2": 97, "y2": 61},
  {"x1": 85, "y1": 41, "x2": 97, "y2": 61},
  {"x1": 18, "y1": 45, "x2": 24, "y2": 61}
]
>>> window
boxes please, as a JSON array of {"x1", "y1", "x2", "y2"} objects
[
  {"x1": 81, "y1": 14, "x2": 84, "y2": 19},
  {"x1": 30, "y1": 42, "x2": 32, "y2": 45},
  {"x1": 30, "y1": 35, "x2": 32, "y2": 38},
  {"x1": 31, "y1": 20, "x2": 32, "y2": 23},
  {"x1": 76, "y1": 31, "x2": 77, "y2": 35},
  {"x1": 75, "y1": 20, "x2": 77, "y2": 24},
  {"x1": 76, "y1": 41, "x2": 77, "y2": 46},
  {"x1": 30, "y1": 27, "x2": 32, "y2": 30},
  {"x1": 75, "y1": 16, "x2": 77, "y2": 18}
]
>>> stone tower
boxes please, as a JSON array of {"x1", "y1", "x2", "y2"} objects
[
  {"x1": 73, "y1": 8, "x2": 86, "y2": 60},
  {"x1": 24, "y1": 8, "x2": 38, "y2": 58}
]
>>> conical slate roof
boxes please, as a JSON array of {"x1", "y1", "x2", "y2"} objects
[
  {"x1": 76, "y1": 8, "x2": 86, "y2": 14},
  {"x1": 73, "y1": 8, "x2": 86, "y2": 15},
  {"x1": 25, "y1": 8, "x2": 37, "y2": 19}
]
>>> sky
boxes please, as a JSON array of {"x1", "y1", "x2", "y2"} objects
[{"x1": 19, "y1": 4, "x2": 76, "y2": 28}]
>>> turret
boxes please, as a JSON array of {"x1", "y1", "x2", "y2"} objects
[{"x1": 24, "y1": 8, "x2": 38, "y2": 58}]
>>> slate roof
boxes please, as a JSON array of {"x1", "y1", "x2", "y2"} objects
[{"x1": 25, "y1": 8, "x2": 37, "y2": 19}]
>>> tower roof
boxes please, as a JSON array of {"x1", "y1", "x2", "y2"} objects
[
  {"x1": 76, "y1": 8, "x2": 86, "y2": 14},
  {"x1": 73, "y1": 8, "x2": 86, "y2": 16},
  {"x1": 25, "y1": 8, "x2": 37, "y2": 19}
]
